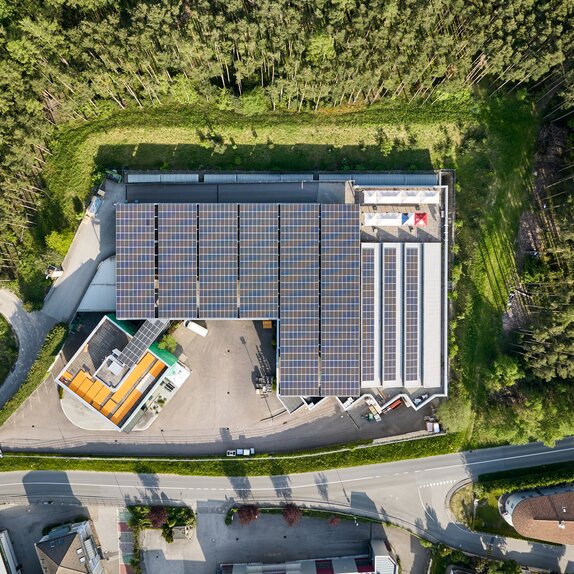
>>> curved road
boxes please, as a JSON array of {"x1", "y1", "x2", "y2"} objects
[
  {"x1": 1, "y1": 438, "x2": 574, "y2": 571},
  {"x1": 0, "y1": 289, "x2": 54, "y2": 407},
  {"x1": 0, "y1": 181, "x2": 121, "y2": 407}
]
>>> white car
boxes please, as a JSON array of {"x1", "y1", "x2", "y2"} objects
[{"x1": 184, "y1": 320, "x2": 208, "y2": 337}]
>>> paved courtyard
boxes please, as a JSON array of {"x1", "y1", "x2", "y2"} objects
[{"x1": 0, "y1": 318, "x2": 433, "y2": 455}]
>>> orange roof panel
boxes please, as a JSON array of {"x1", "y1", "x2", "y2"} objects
[
  {"x1": 149, "y1": 360, "x2": 165, "y2": 379},
  {"x1": 92, "y1": 386, "x2": 111, "y2": 408},
  {"x1": 101, "y1": 399, "x2": 118, "y2": 417},
  {"x1": 111, "y1": 390, "x2": 142, "y2": 425}
]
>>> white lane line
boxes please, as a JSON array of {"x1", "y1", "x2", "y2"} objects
[
  {"x1": 2, "y1": 474, "x2": 380, "y2": 493},
  {"x1": 423, "y1": 445, "x2": 574, "y2": 472}
]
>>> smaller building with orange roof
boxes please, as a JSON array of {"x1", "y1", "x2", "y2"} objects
[{"x1": 56, "y1": 314, "x2": 189, "y2": 431}]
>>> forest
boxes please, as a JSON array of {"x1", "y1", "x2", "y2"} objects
[{"x1": 1, "y1": 0, "x2": 574, "y2": 445}]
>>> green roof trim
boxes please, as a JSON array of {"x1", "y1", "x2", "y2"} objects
[{"x1": 106, "y1": 314, "x2": 178, "y2": 367}]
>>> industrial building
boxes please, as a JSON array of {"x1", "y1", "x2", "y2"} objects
[
  {"x1": 219, "y1": 540, "x2": 397, "y2": 574},
  {"x1": 114, "y1": 171, "x2": 449, "y2": 401},
  {"x1": 0, "y1": 530, "x2": 20, "y2": 574}
]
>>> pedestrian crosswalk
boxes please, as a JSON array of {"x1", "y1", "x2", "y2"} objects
[{"x1": 418, "y1": 479, "x2": 457, "y2": 489}]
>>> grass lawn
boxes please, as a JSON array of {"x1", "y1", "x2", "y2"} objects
[
  {"x1": 448, "y1": 96, "x2": 538, "y2": 446},
  {"x1": 0, "y1": 316, "x2": 18, "y2": 385},
  {"x1": 44, "y1": 99, "x2": 474, "y2": 223}
]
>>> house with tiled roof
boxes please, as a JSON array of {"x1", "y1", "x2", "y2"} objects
[{"x1": 500, "y1": 484, "x2": 574, "y2": 544}]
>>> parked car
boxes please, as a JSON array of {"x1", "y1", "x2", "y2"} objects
[
  {"x1": 184, "y1": 320, "x2": 208, "y2": 337},
  {"x1": 86, "y1": 196, "x2": 102, "y2": 218},
  {"x1": 382, "y1": 398, "x2": 403, "y2": 414},
  {"x1": 226, "y1": 450, "x2": 236, "y2": 457}
]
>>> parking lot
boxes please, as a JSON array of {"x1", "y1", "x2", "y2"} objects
[
  {"x1": 0, "y1": 315, "x2": 433, "y2": 456},
  {"x1": 143, "y1": 509, "x2": 379, "y2": 574}
]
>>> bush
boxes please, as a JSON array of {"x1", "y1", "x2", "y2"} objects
[
  {"x1": 148, "y1": 506, "x2": 169, "y2": 528},
  {"x1": 162, "y1": 523, "x2": 174, "y2": 543},
  {"x1": 157, "y1": 334, "x2": 177, "y2": 354},
  {"x1": 0, "y1": 316, "x2": 18, "y2": 386},
  {"x1": 45, "y1": 229, "x2": 74, "y2": 256},
  {"x1": 237, "y1": 504, "x2": 259, "y2": 525},
  {"x1": 282, "y1": 503, "x2": 302, "y2": 527}
]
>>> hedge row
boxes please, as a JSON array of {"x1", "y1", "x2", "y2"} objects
[
  {"x1": 0, "y1": 324, "x2": 68, "y2": 427},
  {"x1": 0, "y1": 432, "x2": 463, "y2": 476},
  {"x1": 476, "y1": 460, "x2": 574, "y2": 497}
]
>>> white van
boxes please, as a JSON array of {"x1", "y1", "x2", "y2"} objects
[{"x1": 184, "y1": 320, "x2": 208, "y2": 337}]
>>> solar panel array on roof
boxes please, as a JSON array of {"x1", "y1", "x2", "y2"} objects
[
  {"x1": 382, "y1": 245, "x2": 399, "y2": 385},
  {"x1": 239, "y1": 204, "x2": 278, "y2": 318},
  {"x1": 320, "y1": 204, "x2": 360, "y2": 396},
  {"x1": 404, "y1": 245, "x2": 420, "y2": 385},
  {"x1": 279, "y1": 204, "x2": 320, "y2": 396},
  {"x1": 361, "y1": 245, "x2": 377, "y2": 386},
  {"x1": 116, "y1": 204, "x2": 156, "y2": 319},
  {"x1": 158, "y1": 204, "x2": 197, "y2": 319},
  {"x1": 117, "y1": 319, "x2": 168, "y2": 368},
  {"x1": 199, "y1": 204, "x2": 238, "y2": 318}
]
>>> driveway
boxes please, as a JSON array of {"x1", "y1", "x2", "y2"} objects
[
  {"x1": 0, "y1": 182, "x2": 124, "y2": 409},
  {"x1": 0, "y1": 289, "x2": 55, "y2": 407}
]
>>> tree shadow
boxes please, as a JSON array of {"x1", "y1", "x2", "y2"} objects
[
  {"x1": 96, "y1": 143, "x2": 433, "y2": 174},
  {"x1": 314, "y1": 473, "x2": 329, "y2": 501},
  {"x1": 224, "y1": 460, "x2": 252, "y2": 501},
  {"x1": 269, "y1": 460, "x2": 292, "y2": 500},
  {"x1": 22, "y1": 471, "x2": 81, "y2": 506}
]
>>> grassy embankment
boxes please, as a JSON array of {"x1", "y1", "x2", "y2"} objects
[
  {"x1": 0, "y1": 316, "x2": 18, "y2": 385},
  {"x1": 445, "y1": 96, "x2": 538, "y2": 446},
  {"x1": 0, "y1": 432, "x2": 462, "y2": 475}
]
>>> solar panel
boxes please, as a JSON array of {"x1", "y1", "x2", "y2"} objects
[
  {"x1": 157, "y1": 204, "x2": 197, "y2": 319},
  {"x1": 361, "y1": 245, "x2": 376, "y2": 385},
  {"x1": 382, "y1": 245, "x2": 398, "y2": 384},
  {"x1": 320, "y1": 204, "x2": 360, "y2": 396},
  {"x1": 198, "y1": 204, "x2": 238, "y2": 318},
  {"x1": 404, "y1": 245, "x2": 420, "y2": 383},
  {"x1": 117, "y1": 318, "x2": 168, "y2": 368},
  {"x1": 239, "y1": 204, "x2": 278, "y2": 318},
  {"x1": 279, "y1": 203, "x2": 320, "y2": 396},
  {"x1": 116, "y1": 204, "x2": 156, "y2": 319}
]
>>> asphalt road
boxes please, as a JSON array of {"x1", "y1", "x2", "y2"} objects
[
  {"x1": 1, "y1": 438, "x2": 574, "y2": 571},
  {"x1": 0, "y1": 289, "x2": 54, "y2": 407}
]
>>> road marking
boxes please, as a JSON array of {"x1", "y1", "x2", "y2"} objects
[{"x1": 423, "y1": 445, "x2": 574, "y2": 472}]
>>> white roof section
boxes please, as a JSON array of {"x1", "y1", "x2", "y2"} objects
[
  {"x1": 364, "y1": 213, "x2": 403, "y2": 227},
  {"x1": 361, "y1": 242, "x2": 443, "y2": 390},
  {"x1": 361, "y1": 187, "x2": 442, "y2": 205},
  {"x1": 423, "y1": 242, "x2": 443, "y2": 387},
  {"x1": 78, "y1": 256, "x2": 116, "y2": 312}
]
